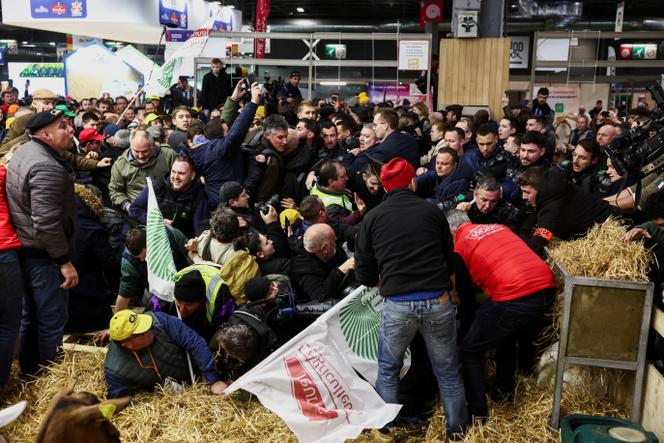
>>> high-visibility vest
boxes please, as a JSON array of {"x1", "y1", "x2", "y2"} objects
[
  {"x1": 175, "y1": 264, "x2": 227, "y2": 324},
  {"x1": 310, "y1": 185, "x2": 353, "y2": 214}
]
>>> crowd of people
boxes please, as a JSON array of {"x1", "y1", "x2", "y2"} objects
[{"x1": 2, "y1": 60, "x2": 664, "y2": 440}]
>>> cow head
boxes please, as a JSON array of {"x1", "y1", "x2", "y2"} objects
[{"x1": 36, "y1": 386, "x2": 130, "y2": 443}]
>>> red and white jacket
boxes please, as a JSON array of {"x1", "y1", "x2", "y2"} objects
[{"x1": 454, "y1": 223, "x2": 554, "y2": 302}]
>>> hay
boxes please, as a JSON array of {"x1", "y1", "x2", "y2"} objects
[
  {"x1": 538, "y1": 217, "x2": 654, "y2": 348},
  {"x1": 3, "y1": 350, "x2": 628, "y2": 443},
  {"x1": 3, "y1": 352, "x2": 295, "y2": 443},
  {"x1": 547, "y1": 217, "x2": 652, "y2": 282},
  {"x1": 5, "y1": 219, "x2": 644, "y2": 442}
]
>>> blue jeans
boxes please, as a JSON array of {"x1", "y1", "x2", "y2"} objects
[
  {"x1": 376, "y1": 296, "x2": 468, "y2": 434},
  {"x1": 19, "y1": 253, "x2": 69, "y2": 376},
  {"x1": 460, "y1": 287, "x2": 555, "y2": 417},
  {"x1": 0, "y1": 249, "x2": 24, "y2": 387}
]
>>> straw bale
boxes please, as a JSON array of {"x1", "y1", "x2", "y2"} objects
[{"x1": 547, "y1": 217, "x2": 652, "y2": 282}]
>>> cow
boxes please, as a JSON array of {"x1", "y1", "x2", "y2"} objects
[{"x1": 36, "y1": 386, "x2": 130, "y2": 443}]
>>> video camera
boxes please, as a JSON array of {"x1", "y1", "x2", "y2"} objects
[{"x1": 605, "y1": 82, "x2": 664, "y2": 178}]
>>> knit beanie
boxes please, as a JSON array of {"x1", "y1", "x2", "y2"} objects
[
  {"x1": 174, "y1": 271, "x2": 207, "y2": 303},
  {"x1": 380, "y1": 157, "x2": 415, "y2": 192},
  {"x1": 244, "y1": 276, "x2": 272, "y2": 302}
]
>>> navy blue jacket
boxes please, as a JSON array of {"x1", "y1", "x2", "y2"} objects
[
  {"x1": 105, "y1": 312, "x2": 219, "y2": 398},
  {"x1": 416, "y1": 162, "x2": 473, "y2": 202},
  {"x1": 370, "y1": 131, "x2": 420, "y2": 170},
  {"x1": 187, "y1": 102, "x2": 257, "y2": 208}
]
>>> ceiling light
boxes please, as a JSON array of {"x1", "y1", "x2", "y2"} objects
[
  {"x1": 320, "y1": 81, "x2": 347, "y2": 86},
  {"x1": 49, "y1": 42, "x2": 56, "y2": 46},
  {"x1": 21, "y1": 41, "x2": 28, "y2": 45},
  {"x1": 296, "y1": 7, "x2": 304, "y2": 13}
]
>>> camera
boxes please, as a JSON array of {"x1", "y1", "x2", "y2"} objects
[
  {"x1": 340, "y1": 136, "x2": 360, "y2": 151},
  {"x1": 604, "y1": 83, "x2": 664, "y2": 178},
  {"x1": 254, "y1": 194, "x2": 280, "y2": 215}
]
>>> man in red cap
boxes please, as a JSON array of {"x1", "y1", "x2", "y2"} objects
[
  {"x1": 78, "y1": 127, "x2": 105, "y2": 155},
  {"x1": 355, "y1": 157, "x2": 468, "y2": 440}
]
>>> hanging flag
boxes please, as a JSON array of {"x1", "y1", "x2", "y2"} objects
[
  {"x1": 145, "y1": 177, "x2": 176, "y2": 301},
  {"x1": 225, "y1": 286, "x2": 405, "y2": 443},
  {"x1": 143, "y1": 12, "x2": 220, "y2": 97},
  {"x1": 255, "y1": 0, "x2": 270, "y2": 59}
]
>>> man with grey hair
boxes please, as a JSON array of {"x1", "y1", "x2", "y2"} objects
[
  {"x1": 251, "y1": 113, "x2": 318, "y2": 204},
  {"x1": 456, "y1": 176, "x2": 524, "y2": 233},
  {"x1": 109, "y1": 128, "x2": 176, "y2": 215},
  {"x1": 292, "y1": 223, "x2": 355, "y2": 302}
]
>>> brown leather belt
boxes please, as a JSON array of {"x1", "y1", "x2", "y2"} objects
[{"x1": 439, "y1": 293, "x2": 449, "y2": 305}]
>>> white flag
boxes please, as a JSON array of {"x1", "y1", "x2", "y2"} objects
[
  {"x1": 225, "y1": 286, "x2": 403, "y2": 443},
  {"x1": 145, "y1": 177, "x2": 176, "y2": 301},
  {"x1": 143, "y1": 13, "x2": 220, "y2": 97}
]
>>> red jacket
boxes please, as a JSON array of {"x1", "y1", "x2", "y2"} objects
[
  {"x1": 454, "y1": 223, "x2": 554, "y2": 302},
  {"x1": 0, "y1": 165, "x2": 21, "y2": 251}
]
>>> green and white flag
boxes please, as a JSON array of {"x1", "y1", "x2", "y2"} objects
[
  {"x1": 143, "y1": 13, "x2": 220, "y2": 97},
  {"x1": 225, "y1": 286, "x2": 408, "y2": 442},
  {"x1": 146, "y1": 177, "x2": 176, "y2": 302}
]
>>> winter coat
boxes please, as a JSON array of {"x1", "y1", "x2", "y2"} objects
[
  {"x1": 527, "y1": 166, "x2": 617, "y2": 256},
  {"x1": 129, "y1": 173, "x2": 208, "y2": 238},
  {"x1": 109, "y1": 145, "x2": 176, "y2": 209},
  {"x1": 200, "y1": 70, "x2": 232, "y2": 111},
  {"x1": 370, "y1": 131, "x2": 420, "y2": 170},
  {"x1": 6, "y1": 139, "x2": 76, "y2": 263},
  {"x1": 355, "y1": 188, "x2": 454, "y2": 297}
]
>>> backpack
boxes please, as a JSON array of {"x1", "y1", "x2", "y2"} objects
[{"x1": 219, "y1": 249, "x2": 260, "y2": 306}]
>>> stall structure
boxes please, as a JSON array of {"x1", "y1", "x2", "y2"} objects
[{"x1": 193, "y1": 31, "x2": 432, "y2": 109}]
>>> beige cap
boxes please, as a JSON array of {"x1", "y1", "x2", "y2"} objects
[{"x1": 32, "y1": 89, "x2": 57, "y2": 100}]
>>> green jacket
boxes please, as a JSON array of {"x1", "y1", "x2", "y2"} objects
[
  {"x1": 109, "y1": 146, "x2": 176, "y2": 209},
  {"x1": 105, "y1": 313, "x2": 190, "y2": 389},
  {"x1": 221, "y1": 96, "x2": 240, "y2": 126}
]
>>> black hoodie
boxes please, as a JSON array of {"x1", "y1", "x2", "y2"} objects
[{"x1": 527, "y1": 166, "x2": 617, "y2": 256}]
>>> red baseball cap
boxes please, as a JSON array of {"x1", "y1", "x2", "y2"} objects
[{"x1": 79, "y1": 128, "x2": 105, "y2": 143}]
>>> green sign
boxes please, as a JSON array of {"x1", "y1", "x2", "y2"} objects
[
  {"x1": 632, "y1": 45, "x2": 645, "y2": 59},
  {"x1": 555, "y1": 103, "x2": 564, "y2": 113},
  {"x1": 323, "y1": 44, "x2": 346, "y2": 60},
  {"x1": 19, "y1": 63, "x2": 64, "y2": 78}
]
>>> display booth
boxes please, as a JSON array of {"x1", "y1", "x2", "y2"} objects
[{"x1": 64, "y1": 40, "x2": 142, "y2": 100}]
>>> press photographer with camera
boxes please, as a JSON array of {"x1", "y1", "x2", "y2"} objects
[{"x1": 603, "y1": 83, "x2": 664, "y2": 212}]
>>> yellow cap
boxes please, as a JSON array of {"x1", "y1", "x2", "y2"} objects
[
  {"x1": 5, "y1": 117, "x2": 15, "y2": 129},
  {"x1": 280, "y1": 208, "x2": 301, "y2": 229},
  {"x1": 255, "y1": 105, "x2": 265, "y2": 119},
  {"x1": 109, "y1": 310, "x2": 153, "y2": 341},
  {"x1": 143, "y1": 113, "x2": 159, "y2": 125}
]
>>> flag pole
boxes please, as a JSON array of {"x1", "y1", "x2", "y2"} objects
[{"x1": 175, "y1": 303, "x2": 197, "y2": 385}]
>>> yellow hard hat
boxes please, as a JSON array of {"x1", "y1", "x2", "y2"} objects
[{"x1": 109, "y1": 310, "x2": 153, "y2": 341}]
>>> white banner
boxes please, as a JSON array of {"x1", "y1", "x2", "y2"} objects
[{"x1": 225, "y1": 286, "x2": 403, "y2": 443}]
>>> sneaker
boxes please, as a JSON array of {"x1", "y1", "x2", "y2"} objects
[{"x1": 370, "y1": 428, "x2": 395, "y2": 443}]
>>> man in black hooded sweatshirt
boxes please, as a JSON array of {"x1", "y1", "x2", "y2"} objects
[{"x1": 518, "y1": 165, "x2": 619, "y2": 257}]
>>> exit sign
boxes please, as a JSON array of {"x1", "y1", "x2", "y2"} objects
[{"x1": 323, "y1": 44, "x2": 346, "y2": 59}]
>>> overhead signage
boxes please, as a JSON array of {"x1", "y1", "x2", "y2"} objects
[
  {"x1": 618, "y1": 43, "x2": 658, "y2": 60},
  {"x1": 30, "y1": 0, "x2": 87, "y2": 19},
  {"x1": 398, "y1": 40, "x2": 430, "y2": 71},
  {"x1": 324, "y1": 44, "x2": 347, "y2": 60},
  {"x1": 159, "y1": 0, "x2": 187, "y2": 29},
  {"x1": 509, "y1": 36, "x2": 530, "y2": 69},
  {"x1": 166, "y1": 30, "x2": 193, "y2": 43}
]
